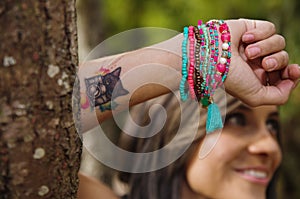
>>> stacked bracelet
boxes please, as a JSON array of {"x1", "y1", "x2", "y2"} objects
[
  {"x1": 179, "y1": 27, "x2": 189, "y2": 101},
  {"x1": 180, "y1": 19, "x2": 231, "y2": 134},
  {"x1": 188, "y1": 26, "x2": 196, "y2": 99}
]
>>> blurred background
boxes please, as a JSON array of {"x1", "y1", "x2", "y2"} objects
[{"x1": 76, "y1": 0, "x2": 300, "y2": 198}]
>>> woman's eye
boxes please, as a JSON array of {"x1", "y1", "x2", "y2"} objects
[
  {"x1": 224, "y1": 113, "x2": 246, "y2": 127},
  {"x1": 266, "y1": 119, "x2": 280, "y2": 136}
]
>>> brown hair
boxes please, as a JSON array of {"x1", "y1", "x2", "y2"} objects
[{"x1": 115, "y1": 91, "x2": 241, "y2": 199}]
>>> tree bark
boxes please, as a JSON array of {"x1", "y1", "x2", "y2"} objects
[{"x1": 0, "y1": 0, "x2": 81, "y2": 198}]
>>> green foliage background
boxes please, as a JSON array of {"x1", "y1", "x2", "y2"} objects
[{"x1": 78, "y1": 0, "x2": 300, "y2": 198}]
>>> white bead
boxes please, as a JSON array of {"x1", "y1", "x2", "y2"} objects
[
  {"x1": 222, "y1": 42, "x2": 229, "y2": 50},
  {"x1": 220, "y1": 57, "x2": 227, "y2": 64}
]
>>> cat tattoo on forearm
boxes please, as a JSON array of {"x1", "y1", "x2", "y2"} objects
[{"x1": 85, "y1": 67, "x2": 129, "y2": 111}]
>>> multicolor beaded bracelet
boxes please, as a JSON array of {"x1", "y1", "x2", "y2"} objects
[{"x1": 180, "y1": 19, "x2": 231, "y2": 134}]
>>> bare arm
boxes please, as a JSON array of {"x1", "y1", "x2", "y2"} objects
[
  {"x1": 79, "y1": 34, "x2": 183, "y2": 132},
  {"x1": 78, "y1": 19, "x2": 300, "y2": 133}
]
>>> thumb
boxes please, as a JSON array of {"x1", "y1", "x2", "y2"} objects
[{"x1": 257, "y1": 80, "x2": 294, "y2": 105}]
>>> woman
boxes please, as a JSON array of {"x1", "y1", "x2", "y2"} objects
[
  {"x1": 111, "y1": 92, "x2": 280, "y2": 199},
  {"x1": 77, "y1": 19, "x2": 300, "y2": 199},
  {"x1": 78, "y1": 93, "x2": 281, "y2": 199}
]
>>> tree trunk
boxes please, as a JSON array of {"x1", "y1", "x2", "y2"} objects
[{"x1": 0, "y1": 0, "x2": 82, "y2": 198}]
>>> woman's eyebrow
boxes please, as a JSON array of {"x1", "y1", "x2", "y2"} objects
[
  {"x1": 227, "y1": 104, "x2": 251, "y2": 114},
  {"x1": 269, "y1": 111, "x2": 279, "y2": 118},
  {"x1": 236, "y1": 104, "x2": 252, "y2": 112}
]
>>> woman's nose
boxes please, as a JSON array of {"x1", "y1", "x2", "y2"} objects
[{"x1": 247, "y1": 126, "x2": 282, "y2": 164}]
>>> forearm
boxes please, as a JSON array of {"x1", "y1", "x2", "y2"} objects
[
  {"x1": 79, "y1": 34, "x2": 183, "y2": 132},
  {"x1": 78, "y1": 18, "x2": 300, "y2": 133}
]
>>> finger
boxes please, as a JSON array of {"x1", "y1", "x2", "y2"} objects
[
  {"x1": 242, "y1": 20, "x2": 276, "y2": 43},
  {"x1": 257, "y1": 80, "x2": 294, "y2": 105},
  {"x1": 262, "y1": 51, "x2": 289, "y2": 71},
  {"x1": 245, "y1": 34, "x2": 286, "y2": 59},
  {"x1": 267, "y1": 64, "x2": 300, "y2": 89},
  {"x1": 281, "y1": 64, "x2": 300, "y2": 81}
]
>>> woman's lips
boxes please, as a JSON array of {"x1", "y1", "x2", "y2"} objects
[{"x1": 235, "y1": 168, "x2": 271, "y2": 185}]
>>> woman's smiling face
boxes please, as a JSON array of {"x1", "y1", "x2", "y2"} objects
[{"x1": 185, "y1": 105, "x2": 282, "y2": 199}]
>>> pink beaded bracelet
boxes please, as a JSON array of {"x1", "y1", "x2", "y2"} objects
[{"x1": 188, "y1": 26, "x2": 196, "y2": 99}]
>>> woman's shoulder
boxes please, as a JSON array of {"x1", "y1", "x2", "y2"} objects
[{"x1": 78, "y1": 172, "x2": 120, "y2": 199}]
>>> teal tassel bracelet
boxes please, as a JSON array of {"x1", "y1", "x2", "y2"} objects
[{"x1": 206, "y1": 103, "x2": 223, "y2": 134}]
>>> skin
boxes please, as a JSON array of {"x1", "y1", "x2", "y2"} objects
[
  {"x1": 226, "y1": 20, "x2": 299, "y2": 106},
  {"x1": 79, "y1": 19, "x2": 300, "y2": 132},
  {"x1": 185, "y1": 105, "x2": 281, "y2": 199},
  {"x1": 78, "y1": 172, "x2": 119, "y2": 199}
]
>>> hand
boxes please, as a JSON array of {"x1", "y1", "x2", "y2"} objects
[{"x1": 225, "y1": 19, "x2": 300, "y2": 106}]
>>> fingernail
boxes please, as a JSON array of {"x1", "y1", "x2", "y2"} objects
[
  {"x1": 242, "y1": 34, "x2": 255, "y2": 42},
  {"x1": 293, "y1": 79, "x2": 299, "y2": 89},
  {"x1": 247, "y1": 47, "x2": 261, "y2": 58},
  {"x1": 265, "y1": 58, "x2": 277, "y2": 71}
]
